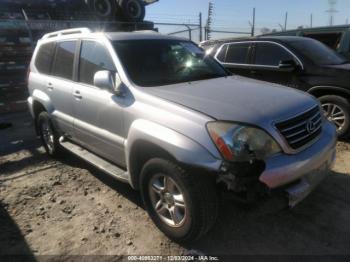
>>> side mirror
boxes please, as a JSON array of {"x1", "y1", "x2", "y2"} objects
[
  {"x1": 278, "y1": 60, "x2": 297, "y2": 71},
  {"x1": 93, "y1": 71, "x2": 123, "y2": 96},
  {"x1": 94, "y1": 70, "x2": 114, "y2": 90}
]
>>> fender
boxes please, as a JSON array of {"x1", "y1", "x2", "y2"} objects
[
  {"x1": 125, "y1": 119, "x2": 222, "y2": 188},
  {"x1": 31, "y1": 89, "x2": 55, "y2": 115},
  {"x1": 308, "y1": 86, "x2": 350, "y2": 96}
]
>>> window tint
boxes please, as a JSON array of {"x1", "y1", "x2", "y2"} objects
[
  {"x1": 288, "y1": 39, "x2": 347, "y2": 65},
  {"x1": 225, "y1": 43, "x2": 250, "y2": 64},
  {"x1": 254, "y1": 43, "x2": 293, "y2": 66},
  {"x1": 79, "y1": 41, "x2": 116, "y2": 85},
  {"x1": 35, "y1": 42, "x2": 55, "y2": 74},
  {"x1": 302, "y1": 32, "x2": 343, "y2": 51},
  {"x1": 52, "y1": 41, "x2": 76, "y2": 80},
  {"x1": 216, "y1": 45, "x2": 228, "y2": 62}
]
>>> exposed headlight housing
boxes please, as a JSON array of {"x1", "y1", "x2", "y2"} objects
[{"x1": 207, "y1": 122, "x2": 281, "y2": 162}]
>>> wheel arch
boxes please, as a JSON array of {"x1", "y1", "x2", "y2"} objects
[
  {"x1": 125, "y1": 119, "x2": 222, "y2": 189},
  {"x1": 308, "y1": 86, "x2": 350, "y2": 101}
]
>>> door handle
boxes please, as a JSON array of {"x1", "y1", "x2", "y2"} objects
[
  {"x1": 47, "y1": 83, "x2": 54, "y2": 91},
  {"x1": 73, "y1": 91, "x2": 82, "y2": 99}
]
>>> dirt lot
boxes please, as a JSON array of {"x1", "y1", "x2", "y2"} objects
[{"x1": 1, "y1": 112, "x2": 350, "y2": 258}]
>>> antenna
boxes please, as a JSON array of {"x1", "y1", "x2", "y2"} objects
[{"x1": 326, "y1": 0, "x2": 338, "y2": 26}]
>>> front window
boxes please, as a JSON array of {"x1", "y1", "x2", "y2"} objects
[
  {"x1": 113, "y1": 40, "x2": 228, "y2": 87},
  {"x1": 254, "y1": 42, "x2": 294, "y2": 66},
  {"x1": 288, "y1": 39, "x2": 348, "y2": 65}
]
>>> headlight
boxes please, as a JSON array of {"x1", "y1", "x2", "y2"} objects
[{"x1": 207, "y1": 122, "x2": 281, "y2": 162}]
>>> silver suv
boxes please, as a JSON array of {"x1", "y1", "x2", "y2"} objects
[{"x1": 28, "y1": 28, "x2": 337, "y2": 242}]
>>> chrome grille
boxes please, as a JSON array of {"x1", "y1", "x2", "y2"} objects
[{"x1": 275, "y1": 106, "x2": 323, "y2": 150}]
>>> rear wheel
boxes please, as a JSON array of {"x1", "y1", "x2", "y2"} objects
[
  {"x1": 140, "y1": 158, "x2": 218, "y2": 243},
  {"x1": 38, "y1": 112, "x2": 62, "y2": 157},
  {"x1": 320, "y1": 95, "x2": 350, "y2": 138}
]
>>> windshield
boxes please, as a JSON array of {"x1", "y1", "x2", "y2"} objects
[
  {"x1": 113, "y1": 40, "x2": 228, "y2": 87},
  {"x1": 288, "y1": 39, "x2": 348, "y2": 65}
]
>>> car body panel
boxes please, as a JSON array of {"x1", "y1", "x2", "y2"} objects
[{"x1": 28, "y1": 30, "x2": 337, "y2": 197}]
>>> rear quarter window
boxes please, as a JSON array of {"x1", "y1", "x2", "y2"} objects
[{"x1": 35, "y1": 42, "x2": 55, "y2": 74}]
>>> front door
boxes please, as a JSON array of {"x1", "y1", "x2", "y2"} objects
[
  {"x1": 250, "y1": 42, "x2": 300, "y2": 88},
  {"x1": 72, "y1": 40, "x2": 126, "y2": 167}
]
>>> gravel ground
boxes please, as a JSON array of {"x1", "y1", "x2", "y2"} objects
[{"x1": 0, "y1": 112, "x2": 350, "y2": 258}]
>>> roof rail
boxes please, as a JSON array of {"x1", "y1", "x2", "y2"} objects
[{"x1": 42, "y1": 28, "x2": 92, "y2": 40}]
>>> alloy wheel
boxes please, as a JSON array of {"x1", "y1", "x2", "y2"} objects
[
  {"x1": 149, "y1": 174, "x2": 187, "y2": 227},
  {"x1": 322, "y1": 102, "x2": 347, "y2": 132},
  {"x1": 41, "y1": 119, "x2": 54, "y2": 154}
]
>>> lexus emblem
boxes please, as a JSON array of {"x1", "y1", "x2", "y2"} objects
[{"x1": 306, "y1": 120, "x2": 316, "y2": 134}]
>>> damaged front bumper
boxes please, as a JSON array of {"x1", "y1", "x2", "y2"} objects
[{"x1": 218, "y1": 121, "x2": 337, "y2": 208}]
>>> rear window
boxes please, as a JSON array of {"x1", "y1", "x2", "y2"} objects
[
  {"x1": 52, "y1": 41, "x2": 77, "y2": 80},
  {"x1": 225, "y1": 43, "x2": 250, "y2": 64},
  {"x1": 35, "y1": 42, "x2": 55, "y2": 74}
]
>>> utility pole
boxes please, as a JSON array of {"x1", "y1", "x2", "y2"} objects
[
  {"x1": 310, "y1": 13, "x2": 313, "y2": 28},
  {"x1": 199, "y1": 12, "x2": 203, "y2": 42},
  {"x1": 251, "y1": 7, "x2": 256, "y2": 36},
  {"x1": 326, "y1": 0, "x2": 338, "y2": 26},
  {"x1": 205, "y1": 2, "x2": 214, "y2": 40},
  {"x1": 346, "y1": 18, "x2": 349, "y2": 24},
  {"x1": 284, "y1": 12, "x2": 288, "y2": 31}
]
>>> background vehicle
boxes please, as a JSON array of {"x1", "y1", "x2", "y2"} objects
[
  {"x1": 202, "y1": 36, "x2": 350, "y2": 138},
  {"x1": 0, "y1": 0, "x2": 158, "y2": 22},
  {"x1": 28, "y1": 29, "x2": 336, "y2": 242},
  {"x1": 260, "y1": 25, "x2": 350, "y2": 59}
]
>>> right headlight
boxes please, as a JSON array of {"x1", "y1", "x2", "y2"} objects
[{"x1": 207, "y1": 122, "x2": 281, "y2": 162}]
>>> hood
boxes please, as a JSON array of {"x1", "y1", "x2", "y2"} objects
[{"x1": 144, "y1": 76, "x2": 317, "y2": 128}]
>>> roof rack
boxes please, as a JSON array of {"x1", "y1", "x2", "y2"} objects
[{"x1": 42, "y1": 28, "x2": 92, "y2": 39}]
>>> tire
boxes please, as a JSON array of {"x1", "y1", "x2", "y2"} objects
[
  {"x1": 38, "y1": 112, "x2": 62, "y2": 157},
  {"x1": 87, "y1": 0, "x2": 117, "y2": 19},
  {"x1": 140, "y1": 158, "x2": 219, "y2": 243},
  {"x1": 319, "y1": 95, "x2": 350, "y2": 138},
  {"x1": 120, "y1": 0, "x2": 145, "y2": 22}
]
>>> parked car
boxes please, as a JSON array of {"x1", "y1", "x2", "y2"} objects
[
  {"x1": 260, "y1": 25, "x2": 350, "y2": 59},
  {"x1": 28, "y1": 29, "x2": 337, "y2": 242},
  {"x1": 201, "y1": 36, "x2": 350, "y2": 138}
]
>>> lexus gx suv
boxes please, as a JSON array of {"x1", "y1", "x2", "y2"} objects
[{"x1": 27, "y1": 28, "x2": 337, "y2": 242}]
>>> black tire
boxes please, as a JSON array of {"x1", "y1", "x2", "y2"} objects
[
  {"x1": 86, "y1": 0, "x2": 117, "y2": 19},
  {"x1": 140, "y1": 158, "x2": 218, "y2": 243},
  {"x1": 319, "y1": 95, "x2": 350, "y2": 138},
  {"x1": 37, "y1": 112, "x2": 62, "y2": 157},
  {"x1": 120, "y1": 0, "x2": 145, "y2": 22}
]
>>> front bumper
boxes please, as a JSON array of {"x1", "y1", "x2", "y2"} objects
[{"x1": 260, "y1": 120, "x2": 337, "y2": 207}]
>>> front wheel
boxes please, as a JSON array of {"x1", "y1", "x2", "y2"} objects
[
  {"x1": 140, "y1": 158, "x2": 218, "y2": 243},
  {"x1": 320, "y1": 95, "x2": 350, "y2": 138}
]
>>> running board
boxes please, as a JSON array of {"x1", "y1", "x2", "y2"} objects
[{"x1": 59, "y1": 138, "x2": 130, "y2": 183}]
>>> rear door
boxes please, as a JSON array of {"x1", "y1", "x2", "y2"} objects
[
  {"x1": 49, "y1": 40, "x2": 77, "y2": 135},
  {"x1": 215, "y1": 42, "x2": 253, "y2": 77},
  {"x1": 250, "y1": 42, "x2": 300, "y2": 87},
  {"x1": 72, "y1": 39, "x2": 126, "y2": 166}
]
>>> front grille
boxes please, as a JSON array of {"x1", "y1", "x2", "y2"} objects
[{"x1": 275, "y1": 106, "x2": 323, "y2": 150}]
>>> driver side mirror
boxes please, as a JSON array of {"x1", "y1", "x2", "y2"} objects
[
  {"x1": 93, "y1": 71, "x2": 124, "y2": 96},
  {"x1": 278, "y1": 60, "x2": 297, "y2": 71}
]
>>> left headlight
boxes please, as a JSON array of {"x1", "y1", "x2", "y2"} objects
[{"x1": 206, "y1": 122, "x2": 281, "y2": 162}]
